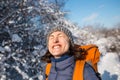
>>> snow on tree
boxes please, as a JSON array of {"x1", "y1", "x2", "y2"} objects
[{"x1": 0, "y1": 0, "x2": 70, "y2": 80}]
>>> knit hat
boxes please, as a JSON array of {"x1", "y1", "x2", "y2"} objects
[{"x1": 47, "y1": 26, "x2": 74, "y2": 47}]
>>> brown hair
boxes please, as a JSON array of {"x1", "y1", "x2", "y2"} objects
[{"x1": 41, "y1": 44, "x2": 86, "y2": 63}]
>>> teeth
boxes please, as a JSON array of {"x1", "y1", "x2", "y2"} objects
[{"x1": 53, "y1": 46, "x2": 60, "y2": 49}]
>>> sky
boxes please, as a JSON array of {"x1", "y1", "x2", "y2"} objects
[{"x1": 64, "y1": 0, "x2": 120, "y2": 28}]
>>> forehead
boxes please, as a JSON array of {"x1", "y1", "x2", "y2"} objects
[{"x1": 50, "y1": 31, "x2": 66, "y2": 35}]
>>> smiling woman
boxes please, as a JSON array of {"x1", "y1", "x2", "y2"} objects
[{"x1": 41, "y1": 26, "x2": 101, "y2": 80}]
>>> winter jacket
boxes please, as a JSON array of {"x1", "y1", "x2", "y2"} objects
[{"x1": 45, "y1": 55, "x2": 99, "y2": 80}]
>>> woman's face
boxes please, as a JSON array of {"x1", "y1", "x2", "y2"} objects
[{"x1": 48, "y1": 31, "x2": 70, "y2": 58}]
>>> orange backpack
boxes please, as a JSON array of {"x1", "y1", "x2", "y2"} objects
[{"x1": 45, "y1": 44, "x2": 101, "y2": 80}]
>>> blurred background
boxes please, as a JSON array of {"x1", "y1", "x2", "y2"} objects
[{"x1": 0, "y1": 0, "x2": 120, "y2": 80}]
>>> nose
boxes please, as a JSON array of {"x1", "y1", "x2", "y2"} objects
[{"x1": 53, "y1": 36, "x2": 59, "y2": 43}]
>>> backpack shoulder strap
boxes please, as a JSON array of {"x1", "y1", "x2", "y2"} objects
[
  {"x1": 45, "y1": 63, "x2": 51, "y2": 80},
  {"x1": 73, "y1": 60, "x2": 85, "y2": 80}
]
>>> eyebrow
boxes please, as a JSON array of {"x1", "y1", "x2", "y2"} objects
[{"x1": 50, "y1": 32, "x2": 63, "y2": 36}]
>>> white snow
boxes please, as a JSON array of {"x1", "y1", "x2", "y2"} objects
[
  {"x1": 98, "y1": 53, "x2": 120, "y2": 80},
  {"x1": 4, "y1": 46, "x2": 11, "y2": 52},
  {"x1": 12, "y1": 34, "x2": 22, "y2": 42},
  {"x1": 8, "y1": 20, "x2": 15, "y2": 24},
  {"x1": 0, "y1": 46, "x2": 5, "y2": 53},
  {"x1": 95, "y1": 38, "x2": 109, "y2": 55}
]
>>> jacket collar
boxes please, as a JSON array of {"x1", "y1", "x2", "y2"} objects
[{"x1": 51, "y1": 55, "x2": 75, "y2": 71}]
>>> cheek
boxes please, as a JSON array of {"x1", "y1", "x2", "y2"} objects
[
  {"x1": 61, "y1": 38, "x2": 70, "y2": 48},
  {"x1": 63, "y1": 41, "x2": 70, "y2": 53},
  {"x1": 65, "y1": 41, "x2": 70, "y2": 49}
]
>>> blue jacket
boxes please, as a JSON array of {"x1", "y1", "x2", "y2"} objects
[{"x1": 46, "y1": 55, "x2": 99, "y2": 80}]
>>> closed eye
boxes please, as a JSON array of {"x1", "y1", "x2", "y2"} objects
[
  {"x1": 59, "y1": 34, "x2": 63, "y2": 37},
  {"x1": 49, "y1": 35, "x2": 54, "y2": 39}
]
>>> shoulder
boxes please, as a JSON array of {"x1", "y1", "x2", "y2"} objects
[
  {"x1": 84, "y1": 63, "x2": 99, "y2": 80},
  {"x1": 84, "y1": 63, "x2": 95, "y2": 72}
]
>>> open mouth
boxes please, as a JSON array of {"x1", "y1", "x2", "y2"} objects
[{"x1": 52, "y1": 44, "x2": 61, "y2": 50}]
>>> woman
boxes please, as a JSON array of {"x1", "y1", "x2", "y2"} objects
[{"x1": 41, "y1": 26, "x2": 100, "y2": 80}]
